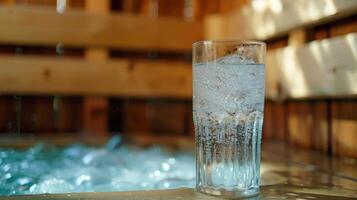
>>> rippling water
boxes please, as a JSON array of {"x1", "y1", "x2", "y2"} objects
[{"x1": 0, "y1": 136, "x2": 195, "y2": 195}]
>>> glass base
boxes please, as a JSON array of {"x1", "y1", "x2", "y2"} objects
[{"x1": 196, "y1": 186, "x2": 259, "y2": 199}]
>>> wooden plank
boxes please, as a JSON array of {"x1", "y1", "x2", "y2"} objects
[
  {"x1": 273, "y1": 102, "x2": 287, "y2": 141},
  {"x1": 287, "y1": 101, "x2": 313, "y2": 148},
  {"x1": 311, "y1": 101, "x2": 329, "y2": 152},
  {"x1": 0, "y1": 96, "x2": 16, "y2": 133},
  {"x1": 288, "y1": 29, "x2": 306, "y2": 47},
  {"x1": 267, "y1": 33, "x2": 357, "y2": 99},
  {"x1": 224, "y1": 0, "x2": 357, "y2": 40},
  {"x1": 0, "y1": 55, "x2": 192, "y2": 98},
  {"x1": 55, "y1": 97, "x2": 83, "y2": 132},
  {"x1": 263, "y1": 100, "x2": 274, "y2": 140},
  {"x1": 21, "y1": 96, "x2": 56, "y2": 134},
  {"x1": 331, "y1": 100, "x2": 357, "y2": 158},
  {"x1": 307, "y1": 25, "x2": 330, "y2": 42},
  {"x1": 287, "y1": 101, "x2": 329, "y2": 151},
  {"x1": 83, "y1": 0, "x2": 110, "y2": 135},
  {"x1": 0, "y1": 5, "x2": 202, "y2": 51},
  {"x1": 147, "y1": 100, "x2": 187, "y2": 135},
  {"x1": 203, "y1": 14, "x2": 227, "y2": 40},
  {"x1": 330, "y1": 15, "x2": 357, "y2": 37},
  {"x1": 82, "y1": 97, "x2": 108, "y2": 134},
  {"x1": 122, "y1": 100, "x2": 150, "y2": 133},
  {"x1": 158, "y1": 0, "x2": 184, "y2": 18}
]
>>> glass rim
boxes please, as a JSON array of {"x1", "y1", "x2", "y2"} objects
[{"x1": 193, "y1": 40, "x2": 266, "y2": 47}]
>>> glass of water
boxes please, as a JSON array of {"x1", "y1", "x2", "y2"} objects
[{"x1": 193, "y1": 41, "x2": 266, "y2": 198}]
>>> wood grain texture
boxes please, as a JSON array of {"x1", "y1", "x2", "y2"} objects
[
  {"x1": 263, "y1": 100, "x2": 274, "y2": 140},
  {"x1": 121, "y1": 100, "x2": 150, "y2": 133},
  {"x1": 55, "y1": 97, "x2": 82, "y2": 132},
  {"x1": 330, "y1": 14, "x2": 357, "y2": 37},
  {"x1": 267, "y1": 33, "x2": 357, "y2": 99},
  {"x1": 0, "y1": 55, "x2": 192, "y2": 98},
  {"x1": 21, "y1": 96, "x2": 56, "y2": 134},
  {"x1": 287, "y1": 102, "x2": 313, "y2": 148},
  {"x1": 147, "y1": 100, "x2": 187, "y2": 135},
  {"x1": 0, "y1": 96, "x2": 16, "y2": 133},
  {"x1": 331, "y1": 100, "x2": 357, "y2": 158},
  {"x1": 287, "y1": 101, "x2": 328, "y2": 151},
  {"x1": 0, "y1": 5, "x2": 202, "y2": 51},
  {"x1": 225, "y1": 0, "x2": 357, "y2": 40}
]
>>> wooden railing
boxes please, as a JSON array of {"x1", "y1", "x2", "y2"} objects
[
  {"x1": 0, "y1": 55, "x2": 192, "y2": 97},
  {"x1": 0, "y1": 5, "x2": 202, "y2": 51}
]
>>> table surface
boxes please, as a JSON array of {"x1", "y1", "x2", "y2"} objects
[{"x1": 0, "y1": 141, "x2": 356, "y2": 200}]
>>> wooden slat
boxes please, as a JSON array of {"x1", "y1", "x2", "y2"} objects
[
  {"x1": 287, "y1": 101, "x2": 329, "y2": 151},
  {"x1": 273, "y1": 102, "x2": 287, "y2": 141},
  {"x1": 0, "y1": 96, "x2": 16, "y2": 133},
  {"x1": 267, "y1": 33, "x2": 357, "y2": 99},
  {"x1": 263, "y1": 100, "x2": 274, "y2": 139},
  {"x1": 122, "y1": 100, "x2": 151, "y2": 133},
  {"x1": 223, "y1": 0, "x2": 357, "y2": 41},
  {"x1": 0, "y1": 55, "x2": 192, "y2": 98},
  {"x1": 331, "y1": 100, "x2": 357, "y2": 158},
  {"x1": 21, "y1": 96, "x2": 56, "y2": 134},
  {"x1": 330, "y1": 15, "x2": 357, "y2": 37},
  {"x1": 147, "y1": 100, "x2": 187, "y2": 135},
  {"x1": 56, "y1": 97, "x2": 82, "y2": 132},
  {"x1": 205, "y1": 0, "x2": 357, "y2": 40},
  {"x1": 0, "y1": 5, "x2": 202, "y2": 51}
]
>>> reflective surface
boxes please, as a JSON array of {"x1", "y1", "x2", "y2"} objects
[{"x1": 0, "y1": 141, "x2": 356, "y2": 199}]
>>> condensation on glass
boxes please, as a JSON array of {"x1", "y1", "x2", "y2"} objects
[{"x1": 193, "y1": 40, "x2": 266, "y2": 198}]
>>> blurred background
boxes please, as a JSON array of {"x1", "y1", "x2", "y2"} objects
[{"x1": 0, "y1": 0, "x2": 356, "y2": 159}]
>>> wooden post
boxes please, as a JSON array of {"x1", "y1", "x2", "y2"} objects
[
  {"x1": 83, "y1": 0, "x2": 110, "y2": 135},
  {"x1": 288, "y1": 28, "x2": 306, "y2": 48}
]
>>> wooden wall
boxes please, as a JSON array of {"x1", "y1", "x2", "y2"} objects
[
  {"x1": 262, "y1": 14, "x2": 357, "y2": 158},
  {"x1": 0, "y1": 0, "x2": 356, "y2": 160}
]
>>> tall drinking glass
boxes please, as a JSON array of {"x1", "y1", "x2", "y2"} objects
[{"x1": 193, "y1": 41, "x2": 266, "y2": 198}]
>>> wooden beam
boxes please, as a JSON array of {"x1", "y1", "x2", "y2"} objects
[
  {"x1": 288, "y1": 29, "x2": 306, "y2": 47},
  {"x1": 0, "y1": 55, "x2": 192, "y2": 98},
  {"x1": 0, "y1": 5, "x2": 202, "y2": 51}
]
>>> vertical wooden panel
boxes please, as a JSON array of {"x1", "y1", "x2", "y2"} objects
[
  {"x1": 83, "y1": 0, "x2": 110, "y2": 135},
  {"x1": 68, "y1": 0, "x2": 85, "y2": 8},
  {"x1": 0, "y1": 96, "x2": 16, "y2": 133},
  {"x1": 158, "y1": 0, "x2": 184, "y2": 18},
  {"x1": 263, "y1": 100, "x2": 274, "y2": 140},
  {"x1": 0, "y1": 0, "x2": 15, "y2": 5},
  {"x1": 56, "y1": 97, "x2": 83, "y2": 132},
  {"x1": 122, "y1": 100, "x2": 150, "y2": 133},
  {"x1": 147, "y1": 100, "x2": 187, "y2": 135},
  {"x1": 331, "y1": 100, "x2": 357, "y2": 158},
  {"x1": 287, "y1": 101, "x2": 329, "y2": 151},
  {"x1": 287, "y1": 101, "x2": 313, "y2": 148},
  {"x1": 185, "y1": 102, "x2": 194, "y2": 137},
  {"x1": 288, "y1": 28, "x2": 306, "y2": 47},
  {"x1": 274, "y1": 102, "x2": 286, "y2": 141},
  {"x1": 21, "y1": 96, "x2": 56, "y2": 134},
  {"x1": 311, "y1": 101, "x2": 329, "y2": 152}
]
